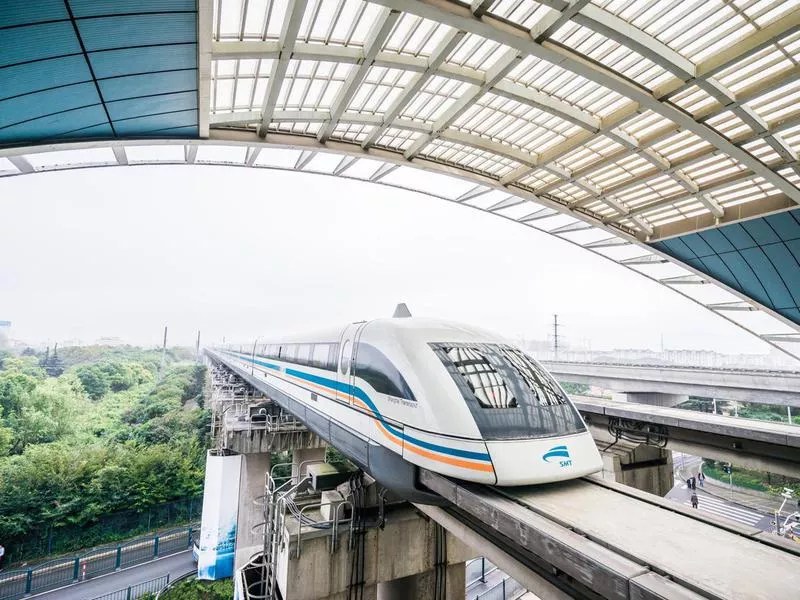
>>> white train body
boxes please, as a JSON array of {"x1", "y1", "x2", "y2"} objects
[{"x1": 221, "y1": 317, "x2": 602, "y2": 486}]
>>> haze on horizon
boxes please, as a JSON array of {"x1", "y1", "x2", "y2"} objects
[{"x1": 0, "y1": 164, "x2": 783, "y2": 356}]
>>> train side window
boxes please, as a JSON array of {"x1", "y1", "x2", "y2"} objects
[
  {"x1": 443, "y1": 346, "x2": 516, "y2": 409},
  {"x1": 327, "y1": 344, "x2": 339, "y2": 371},
  {"x1": 340, "y1": 340, "x2": 350, "y2": 375},
  {"x1": 312, "y1": 344, "x2": 329, "y2": 368},
  {"x1": 353, "y1": 343, "x2": 416, "y2": 401}
]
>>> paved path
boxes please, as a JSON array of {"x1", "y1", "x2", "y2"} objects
[{"x1": 31, "y1": 551, "x2": 194, "y2": 600}]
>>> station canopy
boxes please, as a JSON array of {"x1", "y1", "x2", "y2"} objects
[{"x1": 1, "y1": 0, "x2": 799, "y2": 358}]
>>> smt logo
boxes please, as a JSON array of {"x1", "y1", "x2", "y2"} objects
[{"x1": 542, "y1": 445, "x2": 572, "y2": 468}]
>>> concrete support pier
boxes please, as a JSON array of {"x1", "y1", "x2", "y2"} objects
[
  {"x1": 599, "y1": 441, "x2": 673, "y2": 496},
  {"x1": 611, "y1": 391, "x2": 688, "y2": 407},
  {"x1": 268, "y1": 506, "x2": 472, "y2": 600},
  {"x1": 235, "y1": 453, "x2": 271, "y2": 571}
]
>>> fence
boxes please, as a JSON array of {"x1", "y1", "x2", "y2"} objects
[
  {"x1": 90, "y1": 574, "x2": 171, "y2": 600},
  {"x1": 5, "y1": 496, "x2": 203, "y2": 564},
  {"x1": 0, "y1": 527, "x2": 196, "y2": 600}
]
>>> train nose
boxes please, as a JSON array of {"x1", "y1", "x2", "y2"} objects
[{"x1": 486, "y1": 432, "x2": 603, "y2": 486}]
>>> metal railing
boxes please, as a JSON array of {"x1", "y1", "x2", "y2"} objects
[
  {"x1": 470, "y1": 575, "x2": 525, "y2": 600},
  {"x1": 466, "y1": 558, "x2": 498, "y2": 587},
  {"x1": 89, "y1": 574, "x2": 171, "y2": 600},
  {"x1": 0, "y1": 528, "x2": 196, "y2": 600}
]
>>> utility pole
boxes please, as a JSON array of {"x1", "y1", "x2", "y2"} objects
[
  {"x1": 552, "y1": 314, "x2": 560, "y2": 360},
  {"x1": 195, "y1": 330, "x2": 201, "y2": 361},
  {"x1": 159, "y1": 326, "x2": 168, "y2": 376}
]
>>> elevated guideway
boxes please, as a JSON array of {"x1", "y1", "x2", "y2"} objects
[
  {"x1": 419, "y1": 470, "x2": 800, "y2": 600},
  {"x1": 543, "y1": 360, "x2": 800, "y2": 406},
  {"x1": 574, "y1": 396, "x2": 800, "y2": 478},
  {"x1": 206, "y1": 349, "x2": 800, "y2": 599}
]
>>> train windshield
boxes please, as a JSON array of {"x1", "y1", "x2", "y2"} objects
[{"x1": 430, "y1": 343, "x2": 586, "y2": 440}]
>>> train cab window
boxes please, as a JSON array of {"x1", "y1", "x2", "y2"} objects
[
  {"x1": 498, "y1": 347, "x2": 568, "y2": 407},
  {"x1": 353, "y1": 343, "x2": 416, "y2": 401},
  {"x1": 430, "y1": 342, "x2": 584, "y2": 439},
  {"x1": 443, "y1": 346, "x2": 517, "y2": 408}
]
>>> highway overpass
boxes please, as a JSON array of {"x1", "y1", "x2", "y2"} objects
[{"x1": 544, "y1": 360, "x2": 800, "y2": 406}]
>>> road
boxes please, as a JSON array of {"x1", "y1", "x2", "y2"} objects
[
  {"x1": 30, "y1": 551, "x2": 194, "y2": 600},
  {"x1": 667, "y1": 452, "x2": 774, "y2": 531}
]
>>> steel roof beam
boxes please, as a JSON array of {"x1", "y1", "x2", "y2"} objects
[
  {"x1": 317, "y1": 8, "x2": 401, "y2": 143},
  {"x1": 403, "y1": 48, "x2": 523, "y2": 159},
  {"x1": 198, "y1": 0, "x2": 213, "y2": 138},
  {"x1": 573, "y1": 3, "x2": 696, "y2": 79},
  {"x1": 257, "y1": 0, "x2": 308, "y2": 137},
  {"x1": 361, "y1": 28, "x2": 465, "y2": 149},
  {"x1": 367, "y1": 0, "x2": 800, "y2": 203},
  {"x1": 212, "y1": 41, "x2": 607, "y2": 134}
]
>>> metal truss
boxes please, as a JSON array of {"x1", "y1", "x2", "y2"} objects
[{"x1": 1, "y1": 133, "x2": 798, "y2": 362}]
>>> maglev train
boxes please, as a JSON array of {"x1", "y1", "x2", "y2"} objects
[{"x1": 219, "y1": 310, "x2": 602, "y2": 494}]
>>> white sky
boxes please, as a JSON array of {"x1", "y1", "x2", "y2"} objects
[{"x1": 0, "y1": 164, "x2": 777, "y2": 354}]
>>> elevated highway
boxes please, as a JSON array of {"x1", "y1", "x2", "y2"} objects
[
  {"x1": 206, "y1": 348, "x2": 800, "y2": 600},
  {"x1": 543, "y1": 360, "x2": 800, "y2": 406}
]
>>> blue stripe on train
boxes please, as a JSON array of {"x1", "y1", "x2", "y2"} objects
[{"x1": 227, "y1": 351, "x2": 492, "y2": 463}]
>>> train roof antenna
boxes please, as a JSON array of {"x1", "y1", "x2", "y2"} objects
[{"x1": 393, "y1": 303, "x2": 412, "y2": 318}]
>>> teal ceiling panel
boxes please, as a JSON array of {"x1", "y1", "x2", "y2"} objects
[
  {"x1": 70, "y1": 0, "x2": 197, "y2": 18},
  {"x1": 99, "y1": 70, "x2": 198, "y2": 102},
  {"x1": 114, "y1": 109, "x2": 197, "y2": 135},
  {"x1": 0, "y1": 1, "x2": 199, "y2": 145},
  {"x1": 0, "y1": 22, "x2": 81, "y2": 68},
  {"x1": 88, "y1": 44, "x2": 197, "y2": 78},
  {"x1": 57, "y1": 123, "x2": 115, "y2": 138},
  {"x1": 0, "y1": 105, "x2": 108, "y2": 143},
  {"x1": 0, "y1": 56, "x2": 91, "y2": 100},
  {"x1": 107, "y1": 91, "x2": 197, "y2": 121},
  {"x1": 651, "y1": 208, "x2": 800, "y2": 326},
  {"x1": 0, "y1": 82, "x2": 100, "y2": 129},
  {"x1": 77, "y1": 13, "x2": 197, "y2": 51},
  {"x1": 0, "y1": 0, "x2": 68, "y2": 28},
  {"x1": 153, "y1": 125, "x2": 199, "y2": 136}
]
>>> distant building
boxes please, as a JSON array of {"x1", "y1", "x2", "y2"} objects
[
  {"x1": 0, "y1": 321, "x2": 10, "y2": 349},
  {"x1": 94, "y1": 336, "x2": 126, "y2": 347}
]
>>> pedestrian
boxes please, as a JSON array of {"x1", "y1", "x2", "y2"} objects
[
  {"x1": 698, "y1": 472, "x2": 705, "y2": 488},
  {"x1": 691, "y1": 493, "x2": 698, "y2": 509},
  {"x1": 686, "y1": 477, "x2": 692, "y2": 489},
  {"x1": 690, "y1": 476, "x2": 696, "y2": 490}
]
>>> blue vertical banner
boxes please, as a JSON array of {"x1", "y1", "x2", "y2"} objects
[{"x1": 198, "y1": 451, "x2": 242, "y2": 580}]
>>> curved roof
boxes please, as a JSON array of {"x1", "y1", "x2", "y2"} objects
[{"x1": 1, "y1": 0, "x2": 799, "y2": 358}]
